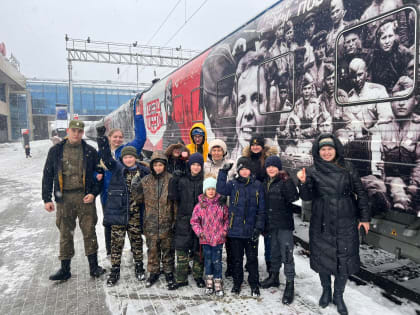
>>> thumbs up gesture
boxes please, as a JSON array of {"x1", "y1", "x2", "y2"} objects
[{"x1": 297, "y1": 168, "x2": 306, "y2": 183}]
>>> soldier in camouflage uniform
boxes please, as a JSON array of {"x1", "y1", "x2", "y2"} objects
[
  {"x1": 97, "y1": 126, "x2": 150, "y2": 286},
  {"x1": 363, "y1": 77, "x2": 420, "y2": 215},
  {"x1": 42, "y1": 120, "x2": 105, "y2": 281},
  {"x1": 132, "y1": 151, "x2": 176, "y2": 288}
]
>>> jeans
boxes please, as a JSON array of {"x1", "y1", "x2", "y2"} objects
[
  {"x1": 270, "y1": 229, "x2": 295, "y2": 281},
  {"x1": 203, "y1": 244, "x2": 223, "y2": 279}
]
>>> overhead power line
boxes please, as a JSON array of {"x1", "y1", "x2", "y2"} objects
[
  {"x1": 164, "y1": 0, "x2": 209, "y2": 46},
  {"x1": 147, "y1": 0, "x2": 183, "y2": 45}
]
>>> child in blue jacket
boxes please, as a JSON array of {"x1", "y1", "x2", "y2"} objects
[{"x1": 216, "y1": 156, "x2": 265, "y2": 296}]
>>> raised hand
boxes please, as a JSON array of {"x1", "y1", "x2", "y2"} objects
[
  {"x1": 297, "y1": 168, "x2": 306, "y2": 183},
  {"x1": 221, "y1": 162, "x2": 234, "y2": 172},
  {"x1": 96, "y1": 125, "x2": 106, "y2": 137}
]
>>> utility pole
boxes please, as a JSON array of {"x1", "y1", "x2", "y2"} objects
[{"x1": 68, "y1": 60, "x2": 73, "y2": 119}]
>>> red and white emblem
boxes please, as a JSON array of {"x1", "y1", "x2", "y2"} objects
[{"x1": 145, "y1": 99, "x2": 163, "y2": 134}]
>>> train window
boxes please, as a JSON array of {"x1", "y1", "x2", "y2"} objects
[
  {"x1": 172, "y1": 95, "x2": 184, "y2": 124},
  {"x1": 216, "y1": 74, "x2": 237, "y2": 119},
  {"x1": 335, "y1": 6, "x2": 417, "y2": 106},
  {"x1": 191, "y1": 87, "x2": 204, "y2": 123},
  {"x1": 257, "y1": 52, "x2": 294, "y2": 114}
]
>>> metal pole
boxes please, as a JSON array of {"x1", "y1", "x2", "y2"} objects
[
  {"x1": 68, "y1": 59, "x2": 73, "y2": 119},
  {"x1": 136, "y1": 63, "x2": 139, "y2": 90}
]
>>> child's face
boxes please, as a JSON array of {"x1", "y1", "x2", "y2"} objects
[
  {"x1": 266, "y1": 166, "x2": 279, "y2": 178},
  {"x1": 172, "y1": 148, "x2": 181, "y2": 158},
  {"x1": 190, "y1": 163, "x2": 202, "y2": 175},
  {"x1": 122, "y1": 155, "x2": 136, "y2": 168},
  {"x1": 153, "y1": 161, "x2": 165, "y2": 174},
  {"x1": 205, "y1": 188, "x2": 216, "y2": 199},
  {"x1": 239, "y1": 168, "x2": 251, "y2": 178}
]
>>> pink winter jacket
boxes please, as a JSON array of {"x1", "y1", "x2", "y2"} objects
[{"x1": 190, "y1": 193, "x2": 229, "y2": 246}]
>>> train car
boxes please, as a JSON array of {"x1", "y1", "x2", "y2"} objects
[{"x1": 94, "y1": 0, "x2": 420, "y2": 267}]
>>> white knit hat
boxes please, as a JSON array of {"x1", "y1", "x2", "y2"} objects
[{"x1": 208, "y1": 139, "x2": 227, "y2": 154}]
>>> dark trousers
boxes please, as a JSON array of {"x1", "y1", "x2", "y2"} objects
[
  {"x1": 203, "y1": 244, "x2": 223, "y2": 279},
  {"x1": 230, "y1": 237, "x2": 259, "y2": 288},
  {"x1": 104, "y1": 225, "x2": 111, "y2": 254},
  {"x1": 225, "y1": 237, "x2": 233, "y2": 273},
  {"x1": 319, "y1": 273, "x2": 348, "y2": 292},
  {"x1": 270, "y1": 229, "x2": 295, "y2": 281},
  {"x1": 264, "y1": 234, "x2": 271, "y2": 263}
]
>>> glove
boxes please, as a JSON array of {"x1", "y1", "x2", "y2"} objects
[
  {"x1": 218, "y1": 195, "x2": 227, "y2": 206},
  {"x1": 221, "y1": 162, "x2": 234, "y2": 172},
  {"x1": 96, "y1": 125, "x2": 106, "y2": 137},
  {"x1": 251, "y1": 228, "x2": 261, "y2": 243},
  {"x1": 173, "y1": 169, "x2": 184, "y2": 177}
]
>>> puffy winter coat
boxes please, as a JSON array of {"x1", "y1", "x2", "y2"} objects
[
  {"x1": 165, "y1": 143, "x2": 189, "y2": 174},
  {"x1": 42, "y1": 139, "x2": 101, "y2": 203},
  {"x1": 168, "y1": 171, "x2": 203, "y2": 250},
  {"x1": 216, "y1": 169, "x2": 265, "y2": 239},
  {"x1": 186, "y1": 122, "x2": 209, "y2": 162},
  {"x1": 133, "y1": 151, "x2": 175, "y2": 238},
  {"x1": 99, "y1": 112, "x2": 146, "y2": 207},
  {"x1": 190, "y1": 193, "x2": 229, "y2": 246},
  {"x1": 97, "y1": 135, "x2": 149, "y2": 226},
  {"x1": 299, "y1": 133, "x2": 370, "y2": 276},
  {"x1": 264, "y1": 175, "x2": 299, "y2": 231},
  {"x1": 242, "y1": 145, "x2": 278, "y2": 182}
]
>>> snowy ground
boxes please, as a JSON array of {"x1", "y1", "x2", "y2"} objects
[{"x1": 0, "y1": 140, "x2": 418, "y2": 315}]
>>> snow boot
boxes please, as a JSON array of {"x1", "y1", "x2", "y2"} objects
[
  {"x1": 282, "y1": 280, "x2": 294, "y2": 305},
  {"x1": 165, "y1": 272, "x2": 175, "y2": 286},
  {"x1": 107, "y1": 266, "x2": 120, "y2": 287},
  {"x1": 87, "y1": 253, "x2": 106, "y2": 278},
  {"x1": 194, "y1": 277, "x2": 205, "y2": 288},
  {"x1": 319, "y1": 286, "x2": 332, "y2": 308},
  {"x1": 135, "y1": 262, "x2": 146, "y2": 281},
  {"x1": 214, "y1": 278, "x2": 224, "y2": 297},
  {"x1": 261, "y1": 272, "x2": 280, "y2": 288},
  {"x1": 168, "y1": 281, "x2": 188, "y2": 290},
  {"x1": 333, "y1": 291, "x2": 348, "y2": 315},
  {"x1": 49, "y1": 259, "x2": 71, "y2": 281},
  {"x1": 146, "y1": 273, "x2": 160, "y2": 288},
  {"x1": 205, "y1": 275, "x2": 214, "y2": 295},
  {"x1": 231, "y1": 284, "x2": 241, "y2": 295},
  {"x1": 250, "y1": 286, "x2": 260, "y2": 297}
]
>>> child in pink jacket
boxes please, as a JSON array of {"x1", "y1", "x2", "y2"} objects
[{"x1": 190, "y1": 176, "x2": 228, "y2": 296}]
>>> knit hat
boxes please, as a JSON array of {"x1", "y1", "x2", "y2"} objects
[
  {"x1": 208, "y1": 139, "x2": 228, "y2": 155},
  {"x1": 191, "y1": 128, "x2": 205, "y2": 137},
  {"x1": 318, "y1": 137, "x2": 336, "y2": 150},
  {"x1": 121, "y1": 146, "x2": 138, "y2": 159},
  {"x1": 249, "y1": 134, "x2": 265, "y2": 147},
  {"x1": 203, "y1": 177, "x2": 217, "y2": 193},
  {"x1": 265, "y1": 155, "x2": 282, "y2": 170},
  {"x1": 188, "y1": 153, "x2": 204, "y2": 168},
  {"x1": 236, "y1": 157, "x2": 252, "y2": 172}
]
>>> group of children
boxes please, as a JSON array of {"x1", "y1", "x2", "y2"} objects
[{"x1": 97, "y1": 126, "x2": 298, "y2": 303}]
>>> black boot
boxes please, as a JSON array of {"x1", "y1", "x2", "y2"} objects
[
  {"x1": 333, "y1": 291, "x2": 348, "y2": 315},
  {"x1": 135, "y1": 262, "x2": 146, "y2": 281},
  {"x1": 49, "y1": 260, "x2": 71, "y2": 281},
  {"x1": 319, "y1": 286, "x2": 332, "y2": 308},
  {"x1": 231, "y1": 284, "x2": 241, "y2": 295},
  {"x1": 87, "y1": 253, "x2": 106, "y2": 277},
  {"x1": 146, "y1": 273, "x2": 160, "y2": 288},
  {"x1": 194, "y1": 277, "x2": 205, "y2": 288},
  {"x1": 250, "y1": 286, "x2": 260, "y2": 297},
  {"x1": 107, "y1": 266, "x2": 120, "y2": 286},
  {"x1": 282, "y1": 280, "x2": 294, "y2": 305},
  {"x1": 168, "y1": 281, "x2": 188, "y2": 290},
  {"x1": 165, "y1": 272, "x2": 175, "y2": 286},
  {"x1": 261, "y1": 272, "x2": 280, "y2": 288}
]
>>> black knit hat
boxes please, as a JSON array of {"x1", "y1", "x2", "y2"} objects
[
  {"x1": 265, "y1": 155, "x2": 282, "y2": 170},
  {"x1": 121, "y1": 146, "x2": 138, "y2": 159},
  {"x1": 249, "y1": 134, "x2": 265, "y2": 147},
  {"x1": 236, "y1": 157, "x2": 252, "y2": 172},
  {"x1": 188, "y1": 153, "x2": 204, "y2": 168}
]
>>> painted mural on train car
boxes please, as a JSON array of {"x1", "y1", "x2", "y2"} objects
[{"x1": 138, "y1": 0, "x2": 419, "y2": 218}]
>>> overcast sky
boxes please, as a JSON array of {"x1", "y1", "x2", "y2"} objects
[{"x1": 2, "y1": 0, "x2": 277, "y2": 85}]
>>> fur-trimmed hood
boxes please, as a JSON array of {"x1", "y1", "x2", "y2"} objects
[
  {"x1": 165, "y1": 143, "x2": 190, "y2": 158},
  {"x1": 242, "y1": 145, "x2": 279, "y2": 159}
]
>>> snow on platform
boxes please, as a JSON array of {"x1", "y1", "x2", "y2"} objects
[{"x1": 0, "y1": 140, "x2": 418, "y2": 314}]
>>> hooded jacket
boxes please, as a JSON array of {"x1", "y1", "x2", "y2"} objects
[
  {"x1": 299, "y1": 133, "x2": 370, "y2": 276},
  {"x1": 242, "y1": 145, "x2": 278, "y2": 182},
  {"x1": 165, "y1": 143, "x2": 189, "y2": 174},
  {"x1": 97, "y1": 135, "x2": 149, "y2": 226},
  {"x1": 133, "y1": 151, "x2": 175, "y2": 238},
  {"x1": 216, "y1": 169, "x2": 265, "y2": 239},
  {"x1": 190, "y1": 193, "x2": 229, "y2": 246},
  {"x1": 186, "y1": 122, "x2": 209, "y2": 162},
  {"x1": 168, "y1": 169, "x2": 203, "y2": 250},
  {"x1": 42, "y1": 139, "x2": 101, "y2": 203}
]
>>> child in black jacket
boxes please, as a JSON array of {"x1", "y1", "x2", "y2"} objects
[{"x1": 260, "y1": 156, "x2": 299, "y2": 305}]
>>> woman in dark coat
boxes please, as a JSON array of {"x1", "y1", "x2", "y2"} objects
[{"x1": 297, "y1": 133, "x2": 370, "y2": 315}]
